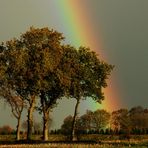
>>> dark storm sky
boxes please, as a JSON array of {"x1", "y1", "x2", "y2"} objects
[
  {"x1": 95, "y1": 0, "x2": 148, "y2": 107},
  {"x1": 0, "y1": 0, "x2": 148, "y2": 129}
]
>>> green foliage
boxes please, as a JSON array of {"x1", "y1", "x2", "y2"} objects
[
  {"x1": 0, "y1": 26, "x2": 114, "y2": 141},
  {"x1": 61, "y1": 109, "x2": 111, "y2": 135},
  {"x1": 68, "y1": 46, "x2": 114, "y2": 102},
  {"x1": 60, "y1": 115, "x2": 73, "y2": 135},
  {"x1": 93, "y1": 109, "x2": 111, "y2": 130}
]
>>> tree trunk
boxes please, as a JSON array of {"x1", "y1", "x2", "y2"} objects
[
  {"x1": 43, "y1": 110, "x2": 49, "y2": 141},
  {"x1": 16, "y1": 116, "x2": 21, "y2": 141},
  {"x1": 71, "y1": 98, "x2": 80, "y2": 141},
  {"x1": 27, "y1": 95, "x2": 36, "y2": 140}
]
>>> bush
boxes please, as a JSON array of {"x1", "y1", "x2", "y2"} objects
[{"x1": 0, "y1": 125, "x2": 14, "y2": 135}]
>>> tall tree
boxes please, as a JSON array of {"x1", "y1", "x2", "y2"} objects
[
  {"x1": 34, "y1": 33, "x2": 70, "y2": 141},
  {"x1": 1, "y1": 89, "x2": 25, "y2": 140},
  {"x1": 39, "y1": 45, "x2": 79, "y2": 141},
  {"x1": 20, "y1": 27, "x2": 66, "y2": 140},
  {"x1": 69, "y1": 47, "x2": 114, "y2": 141},
  {"x1": 0, "y1": 27, "x2": 113, "y2": 141},
  {"x1": 0, "y1": 43, "x2": 26, "y2": 140},
  {"x1": 2, "y1": 27, "x2": 65, "y2": 140},
  {"x1": 3, "y1": 36, "x2": 36, "y2": 140}
]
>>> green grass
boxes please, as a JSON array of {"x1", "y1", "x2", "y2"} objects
[{"x1": 0, "y1": 134, "x2": 148, "y2": 147}]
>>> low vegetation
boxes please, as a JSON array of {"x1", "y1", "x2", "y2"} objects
[{"x1": 0, "y1": 134, "x2": 148, "y2": 147}]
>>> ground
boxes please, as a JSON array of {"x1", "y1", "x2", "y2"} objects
[{"x1": 0, "y1": 134, "x2": 148, "y2": 147}]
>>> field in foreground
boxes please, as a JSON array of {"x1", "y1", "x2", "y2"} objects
[
  {"x1": 0, "y1": 143, "x2": 148, "y2": 148},
  {"x1": 0, "y1": 134, "x2": 148, "y2": 147}
]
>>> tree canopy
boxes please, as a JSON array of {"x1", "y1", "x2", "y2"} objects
[{"x1": 0, "y1": 26, "x2": 114, "y2": 141}]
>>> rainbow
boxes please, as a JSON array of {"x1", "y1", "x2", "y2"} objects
[{"x1": 53, "y1": 0, "x2": 121, "y2": 112}]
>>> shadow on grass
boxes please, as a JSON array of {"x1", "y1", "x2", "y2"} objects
[
  {"x1": 1, "y1": 140, "x2": 148, "y2": 147},
  {"x1": 0, "y1": 140, "x2": 97, "y2": 145}
]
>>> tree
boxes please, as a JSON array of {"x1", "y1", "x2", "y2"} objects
[
  {"x1": 19, "y1": 27, "x2": 63, "y2": 140},
  {"x1": 2, "y1": 37, "x2": 35, "y2": 140},
  {"x1": 77, "y1": 109, "x2": 110, "y2": 134},
  {"x1": 3, "y1": 27, "x2": 65, "y2": 140},
  {"x1": 69, "y1": 47, "x2": 114, "y2": 141},
  {"x1": 129, "y1": 106, "x2": 143, "y2": 131},
  {"x1": 35, "y1": 30, "x2": 67, "y2": 141},
  {"x1": 77, "y1": 110, "x2": 94, "y2": 133},
  {"x1": 2, "y1": 90, "x2": 25, "y2": 140},
  {"x1": 93, "y1": 109, "x2": 110, "y2": 131},
  {"x1": 38, "y1": 44, "x2": 83, "y2": 141},
  {"x1": 0, "y1": 125, "x2": 14, "y2": 135},
  {"x1": 111, "y1": 109, "x2": 130, "y2": 134},
  {"x1": 0, "y1": 43, "x2": 26, "y2": 140},
  {"x1": 0, "y1": 27, "x2": 113, "y2": 141},
  {"x1": 129, "y1": 106, "x2": 148, "y2": 133},
  {"x1": 1, "y1": 27, "x2": 80, "y2": 141},
  {"x1": 61, "y1": 115, "x2": 73, "y2": 135}
]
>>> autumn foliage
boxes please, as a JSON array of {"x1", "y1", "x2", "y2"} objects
[{"x1": 0, "y1": 27, "x2": 113, "y2": 141}]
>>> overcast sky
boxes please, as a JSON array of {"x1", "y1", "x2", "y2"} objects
[{"x1": 0, "y1": 0, "x2": 148, "y2": 129}]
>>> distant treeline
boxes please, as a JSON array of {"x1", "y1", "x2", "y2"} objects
[
  {"x1": 0, "y1": 125, "x2": 15, "y2": 135},
  {"x1": 51, "y1": 106, "x2": 148, "y2": 136},
  {"x1": 1, "y1": 106, "x2": 148, "y2": 137}
]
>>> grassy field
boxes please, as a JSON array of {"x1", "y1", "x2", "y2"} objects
[
  {"x1": 0, "y1": 143, "x2": 148, "y2": 148},
  {"x1": 1, "y1": 144, "x2": 147, "y2": 148},
  {"x1": 0, "y1": 134, "x2": 148, "y2": 147}
]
